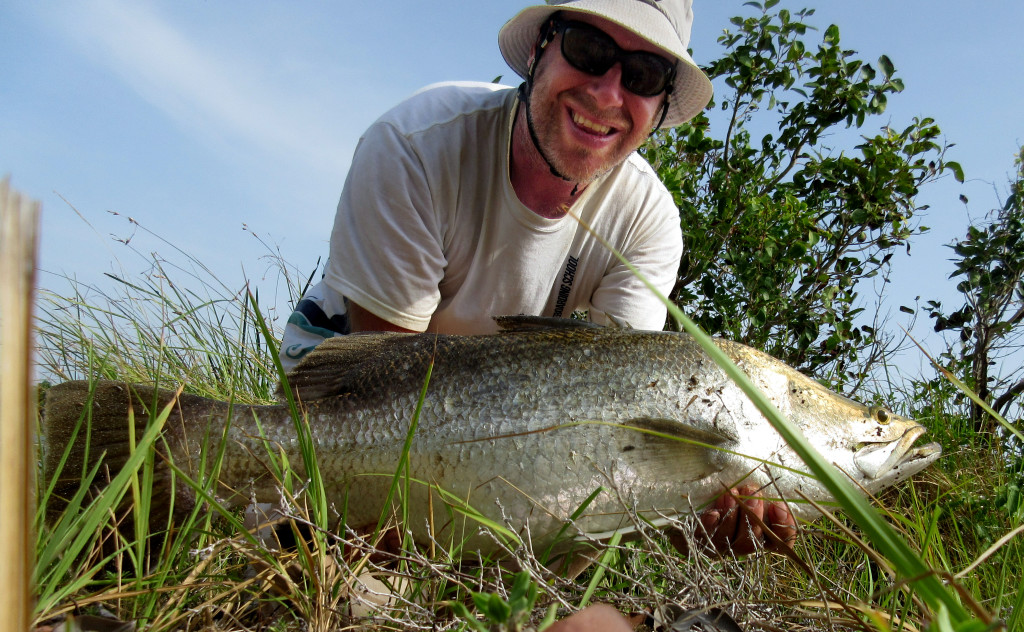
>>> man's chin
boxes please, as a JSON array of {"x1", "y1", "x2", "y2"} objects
[
  {"x1": 556, "y1": 161, "x2": 614, "y2": 186},
  {"x1": 545, "y1": 146, "x2": 617, "y2": 183}
]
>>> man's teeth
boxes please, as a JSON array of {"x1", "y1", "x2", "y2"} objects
[{"x1": 572, "y1": 112, "x2": 611, "y2": 135}]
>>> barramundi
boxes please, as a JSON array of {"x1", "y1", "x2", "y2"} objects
[{"x1": 42, "y1": 317, "x2": 940, "y2": 555}]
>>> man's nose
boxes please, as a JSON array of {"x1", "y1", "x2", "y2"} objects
[{"x1": 585, "y1": 63, "x2": 625, "y2": 109}]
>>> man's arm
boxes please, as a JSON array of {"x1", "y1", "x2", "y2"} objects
[
  {"x1": 586, "y1": 179, "x2": 684, "y2": 331},
  {"x1": 348, "y1": 301, "x2": 418, "y2": 334}
]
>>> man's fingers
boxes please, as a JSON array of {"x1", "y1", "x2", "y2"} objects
[
  {"x1": 691, "y1": 486, "x2": 799, "y2": 557},
  {"x1": 727, "y1": 490, "x2": 763, "y2": 555},
  {"x1": 765, "y1": 501, "x2": 797, "y2": 549},
  {"x1": 707, "y1": 487, "x2": 760, "y2": 555},
  {"x1": 700, "y1": 509, "x2": 721, "y2": 534},
  {"x1": 708, "y1": 498, "x2": 738, "y2": 552}
]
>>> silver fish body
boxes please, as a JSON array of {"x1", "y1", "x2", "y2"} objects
[{"x1": 43, "y1": 317, "x2": 940, "y2": 555}]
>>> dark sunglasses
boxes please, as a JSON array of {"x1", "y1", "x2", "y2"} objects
[{"x1": 547, "y1": 20, "x2": 676, "y2": 98}]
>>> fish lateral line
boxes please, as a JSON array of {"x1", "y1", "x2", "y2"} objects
[
  {"x1": 449, "y1": 418, "x2": 730, "y2": 448},
  {"x1": 446, "y1": 418, "x2": 814, "y2": 480}
]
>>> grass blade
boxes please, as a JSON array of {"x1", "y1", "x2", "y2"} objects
[{"x1": 34, "y1": 384, "x2": 178, "y2": 617}]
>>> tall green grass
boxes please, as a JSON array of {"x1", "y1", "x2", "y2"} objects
[{"x1": 33, "y1": 218, "x2": 1021, "y2": 631}]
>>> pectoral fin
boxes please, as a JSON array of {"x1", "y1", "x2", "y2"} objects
[{"x1": 616, "y1": 417, "x2": 730, "y2": 482}]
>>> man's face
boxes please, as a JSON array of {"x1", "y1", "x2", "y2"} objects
[{"x1": 527, "y1": 14, "x2": 671, "y2": 184}]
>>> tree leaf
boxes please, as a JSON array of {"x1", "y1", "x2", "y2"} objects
[
  {"x1": 878, "y1": 54, "x2": 895, "y2": 78},
  {"x1": 947, "y1": 160, "x2": 965, "y2": 183}
]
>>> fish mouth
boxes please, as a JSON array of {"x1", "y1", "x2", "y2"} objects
[{"x1": 854, "y1": 426, "x2": 942, "y2": 481}]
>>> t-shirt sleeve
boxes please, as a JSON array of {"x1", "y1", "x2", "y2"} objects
[
  {"x1": 322, "y1": 120, "x2": 446, "y2": 332},
  {"x1": 588, "y1": 198, "x2": 683, "y2": 331},
  {"x1": 278, "y1": 279, "x2": 350, "y2": 372}
]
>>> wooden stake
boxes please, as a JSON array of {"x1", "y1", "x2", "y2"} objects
[{"x1": 0, "y1": 176, "x2": 41, "y2": 630}]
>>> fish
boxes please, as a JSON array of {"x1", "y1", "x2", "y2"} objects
[{"x1": 42, "y1": 316, "x2": 941, "y2": 556}]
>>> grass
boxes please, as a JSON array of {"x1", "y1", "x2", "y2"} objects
[{"x1": 28, "y1": 215, "x2": 1023, "y2": 631}]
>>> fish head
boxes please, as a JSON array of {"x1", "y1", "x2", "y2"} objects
[
  {"x1": 847, "y1": 406, "x2": 942, "y2": 495},
  {"x1": 783, "y1": 376, "x2": 942, "y2": 501}
]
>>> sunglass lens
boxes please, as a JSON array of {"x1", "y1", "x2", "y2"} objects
[
  {"x1": 562, "y1": 26, "x2": 616, "y2": 75},
  {"x1": 622, "y1": 55, "x2": 673, "y2": 96}
]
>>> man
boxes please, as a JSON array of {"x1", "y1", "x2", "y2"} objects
[
  {"x1": 280, "y1": 0, "x2": 712, "y2": 364},
  {"x1": 281, "y1": 0, "x2": 794, "y2": 554}
]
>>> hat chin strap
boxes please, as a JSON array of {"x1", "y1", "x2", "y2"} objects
[
  {"x1": 516, "y1": 33, "x2": 582, "y2": 195},
  {"x1": 652, "y1": 90, "x2": 671, "y2": 133},
  {"x1": 516, "y1": 18, "x2": 588, "y2": 196},
  {"x1": 516, "y1": 82, "x2": 580, "y2": 195}
]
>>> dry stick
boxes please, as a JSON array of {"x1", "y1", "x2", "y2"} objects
[{"x1": 0, "y1": 177, "x2": 41, "y2": 631}]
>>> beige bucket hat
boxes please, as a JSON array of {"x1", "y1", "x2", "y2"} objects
[{"x1": 498, "y1": 0, "x2": 714, "y2": 128}]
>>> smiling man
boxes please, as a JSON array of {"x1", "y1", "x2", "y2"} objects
[
  {"x1": 282, "y1": 0, "x2": 712, "y2": 357},
  {"x1": 280, "y1": 0, "x2": 793, "y2": 555}
]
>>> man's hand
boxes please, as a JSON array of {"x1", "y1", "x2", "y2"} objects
[
  {"x1": 668, "y1": 484, "x2": 797, "y2": 557},
  {"x1": 698, "y1": 484, "x2": 796, "y2": 555}
]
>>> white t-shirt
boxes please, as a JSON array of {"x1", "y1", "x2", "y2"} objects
[{"x1": 280, "y1": 81, "x2": 683, "y2": 369}]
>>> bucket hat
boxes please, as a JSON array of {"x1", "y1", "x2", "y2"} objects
[{"x1": 498, "y1": 0, "x2": 713, "y2": 128}]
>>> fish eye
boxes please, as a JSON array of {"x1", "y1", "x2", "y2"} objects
[{"x1": 870, "y1": 406, "x2": 891, "y2": 424}]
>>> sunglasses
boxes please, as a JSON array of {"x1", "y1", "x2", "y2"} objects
[{"x1": 547, "y1": 20, "x2": 676, "y2": 98}]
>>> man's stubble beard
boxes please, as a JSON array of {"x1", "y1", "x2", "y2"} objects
[{"x1": 527, "y1": 76, "x2": 649, "y2": 186}]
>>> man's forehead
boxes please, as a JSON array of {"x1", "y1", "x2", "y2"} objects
[{"x1": 565, "y1": 11, "x2": 674, "y2": 58}]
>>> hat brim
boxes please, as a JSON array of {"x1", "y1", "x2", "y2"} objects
[{"x1": 498, "y1": 1, "x2": 713, "y2": 127}]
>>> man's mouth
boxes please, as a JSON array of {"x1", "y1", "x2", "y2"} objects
[{"x1": 571, "y1": 110, "x2": 613, "y2": 136}]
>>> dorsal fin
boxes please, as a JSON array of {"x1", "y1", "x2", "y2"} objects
[
  {"x1": 493, "y1": 315, "x2": 604, "y2": 332},
  {"x1": 277, "y1": 332, "x2": 414, "y2": 401}
]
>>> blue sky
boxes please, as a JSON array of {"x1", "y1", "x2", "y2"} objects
[{"x1": 2, "y1": 1, "x2": 1022, "y2": 377}]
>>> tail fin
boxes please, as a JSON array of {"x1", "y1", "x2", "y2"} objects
[{"x1": 41, "y1": 380, "x2": 199, "y2": 524}]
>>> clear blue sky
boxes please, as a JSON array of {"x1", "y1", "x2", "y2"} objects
[{"x1": 2, "y1": 1, "x2": 1022, "y2": 378}]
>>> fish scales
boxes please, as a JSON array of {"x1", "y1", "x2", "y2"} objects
[{"x1": 42, "y1": 317, "x2": 940, "y2": 556}]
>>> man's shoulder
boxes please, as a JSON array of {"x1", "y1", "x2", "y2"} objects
[
  {"x1": 378, "y1": 81, "x2": 517, "y2": 134},
  {"x1": 606, "y1": 152, "x2": 673, "y2": 201},
  {"x1": 408, "y1": 80, "x2": 514, "y2": 102}
]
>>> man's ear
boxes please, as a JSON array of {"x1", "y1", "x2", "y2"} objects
[{"x1": 527, "y1": 32, "x2": 542, "y2": 66}]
